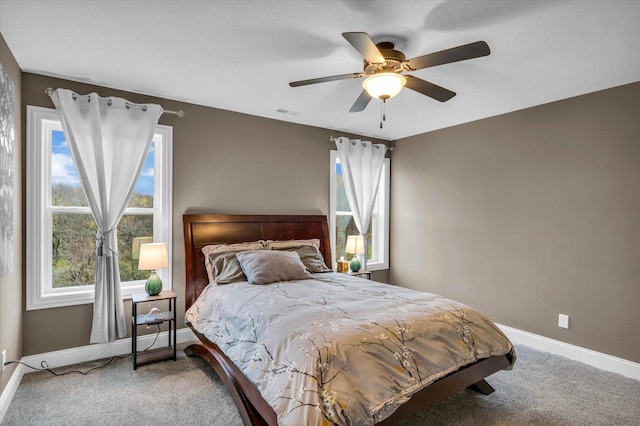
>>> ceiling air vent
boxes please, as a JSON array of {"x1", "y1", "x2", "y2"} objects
[{"x1": 276, "y1": 108, "x2": 301, "y2": 116}]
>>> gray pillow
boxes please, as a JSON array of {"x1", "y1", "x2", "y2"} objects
[
  {"x1": 273, "y1": 245, "x2": 332, "y2": 273},
  {"x1": 202, "y1": 240, "x2": 266, "y2": 282},
  {"x1": 236, "y1": 250, "x2": 312, "y2": 285},
  {"x1": 208, "y1": 251, "x2": 248, "y2": 285}
]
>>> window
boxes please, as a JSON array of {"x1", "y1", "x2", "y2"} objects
[
  {"x1": 27, "y1": 106, "x2": 173, "y2": 310},
  {"x1": 329, "y1": 150, "x2": 389, "y2": 271}
]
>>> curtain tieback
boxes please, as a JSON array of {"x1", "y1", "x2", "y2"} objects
[{"x1": 96, "y1": 228, "x2": 118, "y2": 257}]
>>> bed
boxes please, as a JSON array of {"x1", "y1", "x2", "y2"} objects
[{"x1": 183, "y1": 214, "x2": 515, "y2": 425}]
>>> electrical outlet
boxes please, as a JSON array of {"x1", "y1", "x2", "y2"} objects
[
  {"x1": 558, "y1": 314, "x2": 569, "y2": 329},
  {"x1": 1, "y1": 349, "x2": 6, "y2": 372}
]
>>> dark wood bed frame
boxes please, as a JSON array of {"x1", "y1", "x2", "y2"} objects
[{"x1": 183, "y1": 213, "x2": 512, "y2": 425}]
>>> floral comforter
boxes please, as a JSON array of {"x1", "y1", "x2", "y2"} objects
[{"x1": 185, "y1": 273, "x2": 515, "y2": 425}]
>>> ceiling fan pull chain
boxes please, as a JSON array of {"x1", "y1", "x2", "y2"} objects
[
  {"x1": 383, "y1": 99, "x2": 386, "y2": 122},
  {"x1": 380, "y1": 99, "x2": 387, "y2": 129}
]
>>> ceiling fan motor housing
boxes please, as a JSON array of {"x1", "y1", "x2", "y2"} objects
[{"x1": 363, "y1": 42, "x2": 406, "y2": 75}]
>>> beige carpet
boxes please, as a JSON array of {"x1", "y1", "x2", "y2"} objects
[{"x1": 3, "y1": 344, "x2": 639, "y2": 425}]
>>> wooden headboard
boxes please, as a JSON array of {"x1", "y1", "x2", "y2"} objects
[{"x1": 183, "y1": 214, "x2": 332, "y2": 309}]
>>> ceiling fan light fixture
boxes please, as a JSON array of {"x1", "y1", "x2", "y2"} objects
[{"x1": 363, "y1": 72, "x2": 407, "y2": 100}]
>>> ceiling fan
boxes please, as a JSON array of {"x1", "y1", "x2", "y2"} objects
[{"x1": 289, "y1": 32, "x2": 490, "y2": 113}]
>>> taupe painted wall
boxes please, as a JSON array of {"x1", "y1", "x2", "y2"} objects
[
  {"x1": 0, "y1": 33, "x2": 22, "y2": 395},
  {"x1": 21, "y1": 73, "x2": 389, "y2": 355},
  {"x1": 391, "y1": 82, "x2": 640, "y2": 363}
]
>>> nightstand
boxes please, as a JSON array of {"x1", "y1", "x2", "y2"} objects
[
  {"x1": 131, "y1": 289, "x2": 177, "y2": 370},
  {"x1": 349, "y1": 271, "x2": 371, "y2": 280}
]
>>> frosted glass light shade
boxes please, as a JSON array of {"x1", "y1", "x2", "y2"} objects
[
  {"x1": 138, "y1": 243, "x2": 169, "y2": 271},
  {"x1": 363, "y1": 72, "x2": 407, "y2": 100},
  {"x1": 345, "y1": 235, "x2": 365, "y2": 255}
]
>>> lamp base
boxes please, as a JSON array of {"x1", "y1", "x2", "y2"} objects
[
  {"x1": 349, "y1": 256, "x2": 361, "y2": 273},
  {"x1": 145, "y1": 271, "x2": 163, "y2": 296}
]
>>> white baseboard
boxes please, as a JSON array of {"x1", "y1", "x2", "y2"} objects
[
  {"x1": 0, "y1": 362, "x2": 27, "y2": 423},
  {"x1": 20, "y1": 327, "x2": 197, "y2": 371},
  {"x1": 497, "y1": 323, "x2": 640, "y2": 381},
  {"x1": 0, "y1": 327, "x2": 197, "y2": 424}
]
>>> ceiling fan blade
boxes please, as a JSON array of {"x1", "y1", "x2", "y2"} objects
[
  {"x1": 406, "y1": 41, "x2": 490, "y2": 70},
  {"x1": 342, "y1": 32, "x2": 385, "y2": 64},
  {"x1": 349, "y1": 90, "x2": 372, "y2": 112},
  {"x1": 289, "y1": 72, "x2": 363, "y2": 87},
  {"x1": 405, "y1": 75, "x2": 456, "y2": 102}
]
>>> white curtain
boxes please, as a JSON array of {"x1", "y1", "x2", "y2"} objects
[
  {"x1": 50, "y1": 89, "x2": 162, "y2": 343},
  {"x1": 334, "y1": 137, "x2": 387, "y2": 272}
]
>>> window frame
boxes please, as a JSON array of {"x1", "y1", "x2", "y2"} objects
[
  {"x1": 26, "y1": 106, "x2": 173, "y2": 310},
  {"x1": 329, "y1": 150, "x2": 390, "y2": 271}
]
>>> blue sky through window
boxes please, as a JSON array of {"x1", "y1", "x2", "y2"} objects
[{"x1": 51, "y1": 130, "x2": 154, "y2": 195}]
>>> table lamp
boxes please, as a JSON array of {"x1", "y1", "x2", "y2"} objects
[
  {"x1": 138, "y1": 242, "x2": 169, "y2": 296},
  {"x1": 345, "y1": 235, "x2": 365, "y2": 273}
]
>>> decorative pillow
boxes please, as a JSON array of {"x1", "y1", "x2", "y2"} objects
[
  {"x1": 208, "y1": 251, "x2": 248, "y2": 285},
  {"x1": 236, "y1": 250, "x2": 312, "y2": 285},
  {"x1": 202, "y1": 241, "x2": 265, "y2": 282},
  {"x1": 273, "y1": 245, "x2": 332, "y2": 273},
  {"x1": 265, "y1": 239, "x2": 320, "y2": 250}
]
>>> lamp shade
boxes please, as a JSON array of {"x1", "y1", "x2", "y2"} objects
[
  {"x1": 345, "y1": 235, "x2": 365, "y2": 255},
  {"x1": 363, "y1": 72, "x2": 407, "y2": 100},
  {"x1": 138, "y1": 243, "x2": 169, "y2": 271}
]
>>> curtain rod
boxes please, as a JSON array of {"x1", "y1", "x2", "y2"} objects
[
  {"x1": 45, "y1": 88, "x2": 185, "y2": 118},
  {"x1": 330, "y1": 136, "x2": 394, "y2": 151}
]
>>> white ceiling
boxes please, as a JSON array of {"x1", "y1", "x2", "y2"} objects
[{"x1": 1, "y1": 0, "x2": 639, "y2": 141}]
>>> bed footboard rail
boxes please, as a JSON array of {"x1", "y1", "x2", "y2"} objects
[{"x1": 377, "y1": 354, "x2": 512, "y2": 425}]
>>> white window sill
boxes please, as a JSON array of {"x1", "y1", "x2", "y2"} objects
[
  {"x1": 361, "y1": 261, "x2": 389, "y2": 272},
  {"x1": 27, "y1": 280, "x2": 172, "y2": 310}
]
